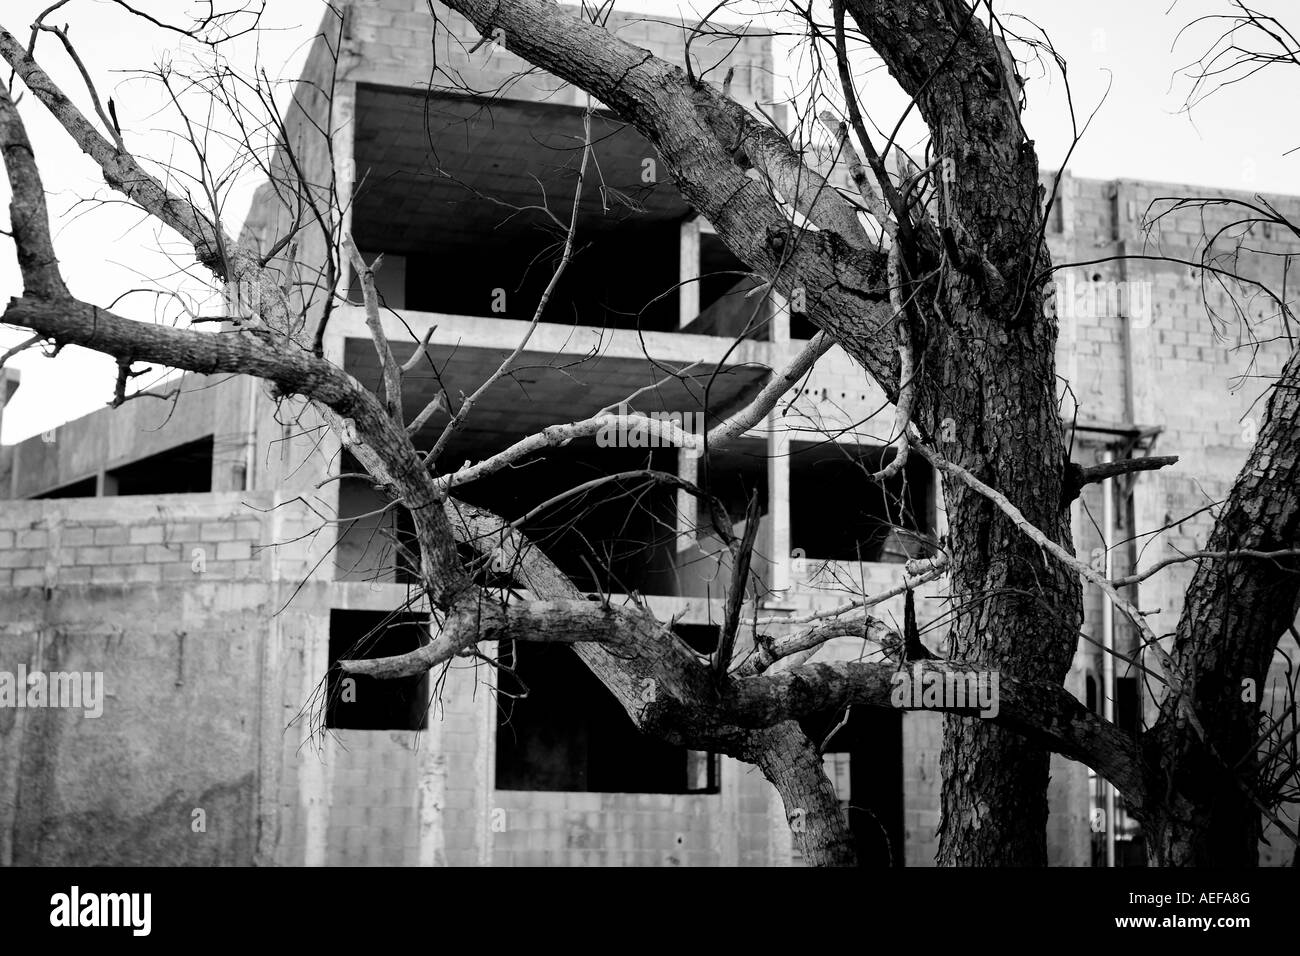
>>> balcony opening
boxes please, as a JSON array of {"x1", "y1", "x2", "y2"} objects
[
  {"x1": 402, "y1": 224, "x2": 680, "y2": 331},
  {"x1": 675, "y1": 439, "x2": 771, "y2": 597},
  {"x1": 31, "y1": 476, "x2": 97, "y2": 499},
  {"x1": 103, "y1": 436, "x2": 213, "y2": 496},
  {"x1": 684, "y1": 232, "x2": 767, "y2": 339},
  {"x1": 350, "y1": 86, "x2": 689, "y2": 332},
  {"x1": 449, "y1": 440, "x2": 680, "y2": 597}
]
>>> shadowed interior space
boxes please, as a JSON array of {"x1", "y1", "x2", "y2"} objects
[
  {"x1": 495, "y1": 624, "x2": 719, "y2": 793},
  {"x1": 326, "y1": 609, "x2": 431, "y2": 730},
  {"x1": 350, "y1": 85, "x2": 708, "y2": 331},
  {"x1": 789, "y1": 441, "x2": 933, "y2": 562}
]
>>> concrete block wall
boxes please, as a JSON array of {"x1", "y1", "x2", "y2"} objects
[
  {"x1": 0, "y1": 493, "x2": 271, "y2": 589},
  {"x1": 783, "y1": 340, "x2": 897, "y2": 445},
  {"x1": 487, "y1": 777, "x2": 776, "y2": 866},
  {"x1": 0, "y1": 493, "x2": 281, "y2": 866},
  {"x1": 1045, "y1": 172, "x2": 1298, "y2": 656},
  {"x1": 1044, "y1": 171, "x2": 1300, "y2": 865}
]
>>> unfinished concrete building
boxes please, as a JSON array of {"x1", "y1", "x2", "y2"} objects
[{"x1": 1, "y1": 0, "x2": 1297, "y2": 867}]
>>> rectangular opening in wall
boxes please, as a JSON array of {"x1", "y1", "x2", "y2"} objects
[
  {"x1": 335, "y1": 451, "x2": 419, "y2": 585},
  {"x1": 495, "y1": 637, "x2": 719, "y2": 794},
  {"x1": 351, "y1": 87, "x2": 688, "y2": 333},
  {"x1": 790, "y1": 307, "x2": 820, "y2": 341},
  {"x1": 31, "y1": 476, "x2": 97, "y2": 499},
  {"x1": 326, "y1": 609, "x2": 430, "y2": 730},
  {"x1": 789, "y1": 441, "x2": 932, "y2": 562},
  {"x1": 450, "y1": 440, "x2": 680, "y2": 596},
  {"x1": 683, "y1": 232, "x2": 767, "y2": 338},
  {"x1": 347, "y1": 251, "x2": 407, "y2": 310},
  {"x1": 104, "y1": 436, "x2": 213, "y2": 496},
  {"x1": 672, "y1": 439, "x2": 770, "y2": 597}
]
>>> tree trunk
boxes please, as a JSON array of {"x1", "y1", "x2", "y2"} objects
[
  {"x1": 1145, "y1": 745, "x2": 1261, "y2": 866},
  {"x1": 1144, "y1": 346, "x2": 1300, "y2": 865},
  {"x1": 930, "y1": 288, "x2": 1083, "y2": 866},
  {"x1": 745, "y1": 721, "x2": 859, "y2": 866},
  {"x1": 839, "y1": 0, "x2": 1085, "y2": 865}
]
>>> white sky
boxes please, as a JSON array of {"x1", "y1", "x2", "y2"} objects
[{"x1": 0, "y1": 0, "x2": 1294, "y2": 443}]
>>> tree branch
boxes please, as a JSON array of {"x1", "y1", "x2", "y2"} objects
[
  {"x1": 338, "y1": 598, "x2": 646, "y2": 678},
  {"x1": 723, "y1": 659, "x2": 1147, "y2": 801},
  {"x1": 1061, "y1": 454, "x2": 1179, "y2": 504}
]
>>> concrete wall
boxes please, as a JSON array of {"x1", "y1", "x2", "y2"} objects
[
  {"x1": 0, "y1": 372, "x2": 250, "y2": 500},
  {"x1": 343, "y1": 1, "x2": 773, "y2": 110},
  {"x1": 0, "y1": 494, "x2": 277, "y2": 866}
]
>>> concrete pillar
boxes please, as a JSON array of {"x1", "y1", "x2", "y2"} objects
[
  {"x1": 767, "y1": 412, "x2": 791, "y2": 596},
  {"x1": 1056, "y1": 168, "x2": 1074, "y2": 241},
  {"x1": 676, "y1": 449, "x2": 697, "y2": 552},
  {"x1": 331, "y1": 80, "x2": 358, "y2": 301},
  {"x1": 679, "y1": 217, "x2": 700, "y2": 328},
  {"x1": 476, "y1": 639, "x2": 497, "y2": 866},
  {"x1": 0, "y1": 368, "x2": 19, "y2": 445},
  {"x1": 770, "y1": 291, "x2": 790, "y2": 345}
]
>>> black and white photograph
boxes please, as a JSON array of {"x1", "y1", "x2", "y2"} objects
[{"x1": 0, "y1": 0, "x2": 1294, "y2": 933}]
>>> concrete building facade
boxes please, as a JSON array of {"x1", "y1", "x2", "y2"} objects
[{"x1": 1, "y1": 0, "x2": 1296, "y2": 866}]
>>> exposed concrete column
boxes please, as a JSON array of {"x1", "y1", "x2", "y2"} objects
[
  {"x1": 719, "y1": 756, "x2": 742, "y2": 864},
  {"x1": 1112, "y1": 179, "x2": 1138, "y2": 243},
  {"x1": 767, "y1": 411, "x2": 791, "y2": 596},
  {"x1": 0, "y1": 368, "x2": 19, "y2": 446},
  {"x1": 300, "y1": 614, "x2": 335, "y2": 867},
  {"x1": 679, "y1": 217, "x2": 700, "y2": 328},
  {"x1": 932, "y1": 472, "x2": 949, "y2": 543},
  {"x1": 676, "y1": 448, "x2": 698, "y2": 552},
  {"x1": 1056, "y1": 168, "x2": 1074, "y2": 241},
  {"x1": 416, "y1": 710, "x2": 449, "y2": 867},
  {"x1": 330, "y1": 78, "x2": 358, "y2": 304},
  {"x1": 770, "y1": 290, "x2": 790, "y2": 345},
  {"x1": 763, "y1": 268, "x2": 792, "y2": 586},
  {"x1": 476, "y1": 640, "x2": 497, "y2": 866}
]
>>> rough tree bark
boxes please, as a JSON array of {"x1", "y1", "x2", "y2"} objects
[
  {"x1": 843, "y1": 0, "x2": 1083, "y2": 866},
  {"x1": 1144, "y1": 346, "x2": 1300, "y2": 865}
]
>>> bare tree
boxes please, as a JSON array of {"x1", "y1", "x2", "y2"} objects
[{"x1": 0, "y1": 0, "x2": 1296, "y2": 866}]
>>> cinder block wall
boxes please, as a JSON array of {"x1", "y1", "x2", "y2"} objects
[
  {"x1": 0, "y1": 494, "x2": 279, "y2": 866},
  {"x1": 1046, "y1": 171, "x2": 1300, "y2": 864}
]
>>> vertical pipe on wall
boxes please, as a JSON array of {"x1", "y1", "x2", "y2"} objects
[{"x1": 1101, "y1": 448, "x2": 1117, "y2": 868}]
